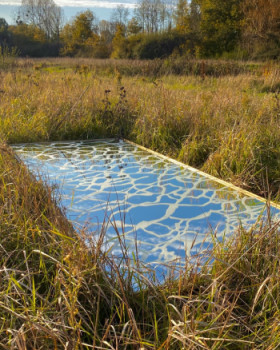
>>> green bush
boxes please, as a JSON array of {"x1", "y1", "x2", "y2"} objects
[{"x1": 131, "y1": 32, "x2": 189, "y2": 59}]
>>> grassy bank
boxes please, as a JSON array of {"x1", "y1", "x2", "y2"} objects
[
  {"x1": 1, "y1": 57, "x2": 272, "y2": 77},
  {"x1": 1, "y1": 58, "x2": 280, "y2": 348},
  {"x1": 1, "y1": 143, "x2": 280, "y2": 349},
  {"x1": 0, "y1": 58, "x2": 280, "y2": 198}
]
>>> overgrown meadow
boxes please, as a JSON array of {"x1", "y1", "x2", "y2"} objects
[
  {"x1": 1, "y1": 57, "x2": 280, "y2": 349},
  {"x1": 1, "y1": 57, "x2": 280, "y2": 197}
]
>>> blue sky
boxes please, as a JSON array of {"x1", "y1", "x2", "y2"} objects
[{"x1": 0, "y1": 0, "x2": 137, "y2": 23}]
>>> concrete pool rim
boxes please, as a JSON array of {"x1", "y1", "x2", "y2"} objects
[{"x1": 124, "y1": 138, "x2": 280, "y2": 211}]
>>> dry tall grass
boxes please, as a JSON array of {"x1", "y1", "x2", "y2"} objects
[
  {"x1": 0, "y1": 58, "x2": 279, "y2": 197},
  {"x1": 1, "y1": 143, "x2": 280, "y2": 349},
  {"x1": 1, "y1": 58, "x2": 280, "y2": 348}
]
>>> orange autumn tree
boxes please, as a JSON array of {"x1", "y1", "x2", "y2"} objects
[{"x1": 241, "y1": 0, "x2": 280, "y2": 57}]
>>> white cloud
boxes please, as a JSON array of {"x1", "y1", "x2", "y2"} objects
[
  {"x1": 57, "y1": 0, "x2": 137, "y2": 8},
  {"x1": 0, "y1": 0, "x2": 137, "y2": 8},
  {"x1": 0, "y1": 0, "x2": 21, "y2": 4}
]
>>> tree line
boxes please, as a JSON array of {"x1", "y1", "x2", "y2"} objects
[{"x1": 0, "y1": 0, "x2": 279, "y2": 60}]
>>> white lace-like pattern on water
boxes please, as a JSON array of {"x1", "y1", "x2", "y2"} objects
[{"x1": 13, "y1": 139, "x2": 280, "y2": 268}]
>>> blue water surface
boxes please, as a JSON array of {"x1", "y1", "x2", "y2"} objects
[{"x1": 12, "y1": 139, "x2": 279, "y2": 269}]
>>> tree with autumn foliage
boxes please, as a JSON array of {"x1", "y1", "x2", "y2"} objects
[
  {"x1": 241, "y1": 0, "x2": 280, "y2": 58},
  {"x1": 9, "y1": 23, "x2": 50, "y2": 56},
  {"x1": 60, "y1": 10, "x2": 99, "y2": 56},
  {"x1": 16, "y1": 0, "x2": 63, "y2": 40},
  {"x1": 0, "y1": 18, "x2": 10, "y2": 46},
  {"x1": 1, "y1": 0, "x2": 280, "y2": 59},
  {"x1": 111, "y1": 24, "x2": 127, "y2": 58},
  {"x1": 174, "y1": 0, "x2": 190, "y2": 34},
  {"x1": 198, "y1": 0, "x2": 243, "y2": 56}
]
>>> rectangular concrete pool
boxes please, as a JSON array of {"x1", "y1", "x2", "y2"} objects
[{"x1": 12, "y1": 139, "x2": 280, "y2": 268}]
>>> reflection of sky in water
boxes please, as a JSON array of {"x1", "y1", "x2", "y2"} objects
[{"x1": 13, "y1": 139, "x2": 280, "y2": 268}]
